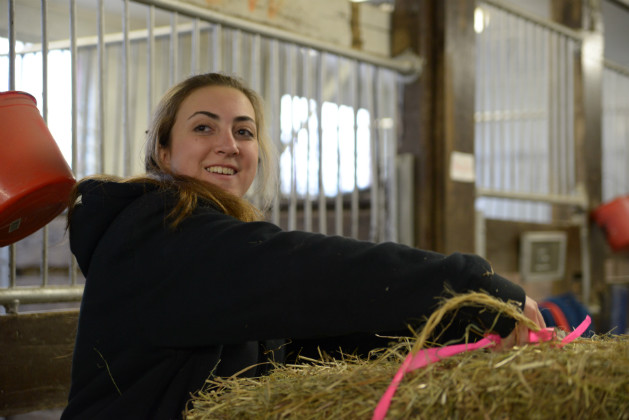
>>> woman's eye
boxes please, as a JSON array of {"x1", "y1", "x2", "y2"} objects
[
  {"x1": 236, "y1": 128, "x2": 255, "y2": 139},
  {"x1": 194, "y1": 125, "x2": 211, "y2": 132}
]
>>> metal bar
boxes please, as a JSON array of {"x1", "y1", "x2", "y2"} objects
[
  {"x1": 566, "y1": 38, "x2": 575, "y2": 194},
  {"x1": 191, "y1": 17, "x2": 200, "y2": 74},
  {"x1": 147, "y1": 5, "x2": 155, "y2": 116},
  {"x1": 41, "y1": 0, "x2": 48, "y2": 122},
  {"x1": 385, "y1": 71, "x2": 398, "y2": 242},
  {"x1": 9, "y1": 247, "x2": 16, "y2": 288},
  {"x1": 211, "y1": 23, "x2": 222, "y2": 72},
  {"x1": 604, "y1": 59, "x2": 629, "y2": 77},
  {"x1": 496, "y1": 8, "x2": 506, "y2": 214},
  {"x1": 351, "y1": 60, "x2": 359, "y2": 239},
  {"x1": 98, "y1": 0, "x2": 106, "y2": 173},
  {"x1": 250, "y1": 34, "x2": 261, "y2": 92},
  {"x1": 0, "y1": 286, "x2": 85, "y2": 306},
  {"x1": 368, "y1": 65, "x2": 378, "y2": 242},
  {"x1": 70, "y1": 0, "x2": 78, "y2": 172},
  {"x1": 601, "y1": 68, "x2": 611, "y2": 200},
  {"x1": 40, "y1": 0, "x2": 50, "y2": 288},
  {"x1": 170, "y1": 12, "x2": 178, "y2": 85},
  {"x1": 303, "y1": 48, "x2": 313, "y2": 233},
  {"x1": 286, "y1": 45, "x2": 297, "y2": 231},
  {"x1": 231, "y1": 29, "x2": 241, "y2": 74},
  {"x1": 549, "y1": 32, "x2": 558, "y2": 195},
  {"x1": 513, "y1": 13, "x2": 524, "y2": 218},
  {"x1": 506, "y1": 13, "x2": 515, "y2": 198},
  {"x1": 334, "y1": 58, "x2": 343, "y2": 236},
  {"x1": 558, "y1": 34, "x2": 567, "y2": 195},
  {"x1": 131, "y1": 0, "x2": 421, "y2": 77},
  {"x1": 3, "y1": 21, "x2": 209, "y2": 56},
  {"x1": 245, "y1": 33, "x2": 263, "y2": 209},
  {"x1": 476, "y1": 188, "x2": 588, "y2": 207},
  {"x1": 536, "y1": 24, "x2": 548, "y2": 220},
  {"x1": 523, "y1": 14, "x2": 534, "y2": 216},
  {"x1": 601, "y1": 69, "x2": 609, "y2": 200},
  {"x1": 317, "y1": 52, "x2": 327, "y2": 235},
  {"x1": 122, "y1": 0, "x2": 131, "y2": 176},
  {"x1": 489, "y1": 5, "x2": 500, "y2": 216},
  {"x1": 8, "y1": 0, "x2": 16, "y2": 90},
  {"x1": 480, "y1": 0, "x2": 582, "y2": 41},
  {"x1": 70, "y1": 0, "x2": 78, "y2": 286},
  {"x1": 477, "y1": 10, "x2": 488, "y2": 190},
  {"x1": 269, "y1": 38, "x2": 280, "y2": 226},
  {"x1": 377, "y1": 69, "x2": 387, "y2": 241}
]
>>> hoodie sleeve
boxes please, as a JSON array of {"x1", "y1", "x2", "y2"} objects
[{"x1": 104, "y1": 190, "x2": 526, "y2": 348}]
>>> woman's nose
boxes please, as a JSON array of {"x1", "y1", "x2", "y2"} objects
[{"x1": 215, "y1": 131, "x2": 239, "y2": 155}]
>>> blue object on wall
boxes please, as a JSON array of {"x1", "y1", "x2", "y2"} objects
[
  {"x1": 541, "y1": 292, "x2": 594, "y2": 337},
  {"x1": 610, "y1": 284, "x2": 628, "y2": 335}
]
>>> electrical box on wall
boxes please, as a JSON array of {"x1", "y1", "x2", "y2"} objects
[{"x1": 519, "y1": 231, "x2": 567, "y2": 282}]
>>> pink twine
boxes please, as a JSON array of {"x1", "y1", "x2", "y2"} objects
[{"x1": 372, "y1": 316, "x2": 592, "y2": 420}]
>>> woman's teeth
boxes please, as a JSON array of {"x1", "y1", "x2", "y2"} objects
[{"x1": 206, "y1": 166, "x2": 235, "y2": 175}]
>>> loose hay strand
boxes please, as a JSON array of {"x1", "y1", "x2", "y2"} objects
[{"x1": 186, "y1": 293, "x2": 629, "y2": 420}]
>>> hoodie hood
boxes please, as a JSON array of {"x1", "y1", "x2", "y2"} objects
[{"x1": 69, "y1": 180, "x2": 157, "y2": 275}]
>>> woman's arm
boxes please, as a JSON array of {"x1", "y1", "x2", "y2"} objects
[{"x1": 129, "y1": 192, "x2": 529, "y2": 347}]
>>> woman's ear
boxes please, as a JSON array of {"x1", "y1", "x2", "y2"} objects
[{"x1": 158, "y1": 146, "x2": 171, "y2": 169}]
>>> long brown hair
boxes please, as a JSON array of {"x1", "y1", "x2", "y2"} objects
[
  {"x1": 68, "y1": 73, "x2": 277, "y2": 227},
  {"x1": 66, "y1": 173, "x2": 262, "y2": 227}
]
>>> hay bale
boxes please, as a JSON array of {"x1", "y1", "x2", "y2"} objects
[
  {"x1": 186, "y1": 336, "x2": 628, "y2": 419},
  {"x1": 186, "y1": 294, "x2": 629, "y2": 419}
]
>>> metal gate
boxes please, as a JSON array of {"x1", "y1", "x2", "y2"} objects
[
  {"x1": 475, "y1": 1, "x2": 586, "y2": 223},
  {"x1": 0, "y1": 0, "x2": 420, "y2": 313},
  {"x1": 473, "y1": 1, "x2": 592, "y2": 303},
  {"x1": 602, "y1": 61, "x2": 629, "y2": 203}
]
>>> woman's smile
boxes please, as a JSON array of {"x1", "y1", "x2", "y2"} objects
[{"x1": 205, "y1": 165, "x2": 236, "y2": 175}]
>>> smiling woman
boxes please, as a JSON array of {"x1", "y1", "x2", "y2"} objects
[
  {"x1": 61, "y1": 72, "x2": 545, "y2": 420},
  {"x1": 159, "y1": 86, "x2": 260, "y2": 198},
  {"x1": 143, "y1": 73, "x2": 278, "y2": 212}
]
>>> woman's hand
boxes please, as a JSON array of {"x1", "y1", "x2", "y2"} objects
[{"x1": 496, "y1": 295, "x2": 546, "y2": 350}]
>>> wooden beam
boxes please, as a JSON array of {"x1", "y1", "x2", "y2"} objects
[
  {"x1": 437, "y1": 0, "x2": 476, "y2": 254},
  {"x1": 392, "y1": 0, "x2": 437, "y2": 250},
  {"x1": 0, "y1": 311, "x2": 78, "y2": 416},
  {"x1": 392, "y1": 0, "x2": 476, "y2": 253}
]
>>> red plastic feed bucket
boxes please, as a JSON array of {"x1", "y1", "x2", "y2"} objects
[
  {"x1": 592, "y1": 195, "x2": 629, "y2": 252},
  {"x1": 0, "y1": 91, "x2": 76, "y2": 247}
]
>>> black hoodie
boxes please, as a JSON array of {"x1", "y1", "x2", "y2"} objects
[{"x1": 61, "y1": 179, "x2": 525, "y2": 419}]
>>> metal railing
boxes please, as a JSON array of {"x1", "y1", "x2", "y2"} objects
[
  {"x1": 602, "y1": 60, "x2": 629, "y2": 203},
  {"x1": 1, "y1": 0, "x2": 419, "y2": 312},
  {"x1": 474, "y1": 0, "x2": 592, "y2": 304},
  {"x1": 475, "y1": 0, "x2": 586, "y2": 223}
]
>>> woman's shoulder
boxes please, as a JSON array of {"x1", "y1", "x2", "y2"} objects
[{"x1": 76, "y1": 175, "x2": 163, "y2": 198}]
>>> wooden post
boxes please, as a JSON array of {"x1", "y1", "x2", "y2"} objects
[{"x1": 392, "y1": 0, "x2": 476, "y2": 254}]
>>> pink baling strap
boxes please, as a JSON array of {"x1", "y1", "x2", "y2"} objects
[{"x1": 372, "y1": 316, "x2": 592, "y2": 420}]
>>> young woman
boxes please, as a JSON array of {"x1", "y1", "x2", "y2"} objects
[{"x1": 61, "y1": 73, "x2": 545, "y2": 419}]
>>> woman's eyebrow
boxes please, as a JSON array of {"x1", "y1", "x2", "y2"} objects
[
  {"x1": 188, "y1": 111, "x2": 219, "y2": 120},
  {"x1": 234, "y1": 115, "x2": 255, "y2": 123},
  {"x1": 188, "y1": 111, "x2": 255, "y2": 124}
]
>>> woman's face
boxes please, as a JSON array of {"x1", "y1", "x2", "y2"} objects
[{"x1": 160, "y1": 86, "x2": 259, "y2": 198}]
